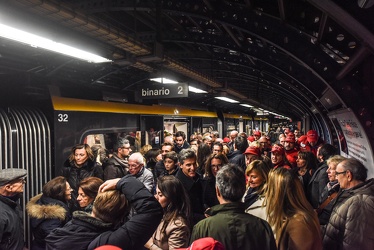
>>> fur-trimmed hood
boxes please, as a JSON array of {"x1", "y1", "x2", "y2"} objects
[{"x1": 26, "y1": 193, "x2": 68, "y2": 221}]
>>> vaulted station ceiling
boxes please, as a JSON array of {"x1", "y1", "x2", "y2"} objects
[{"x1": 0, "y1": 0, "x2": 374, "y2": 134}]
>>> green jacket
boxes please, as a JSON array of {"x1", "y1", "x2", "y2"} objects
[{"x1": 190, "y1": 202, "x2": 276, "y2": 250}]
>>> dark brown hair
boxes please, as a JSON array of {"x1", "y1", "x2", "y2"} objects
[
  {"x1": 79, "y1": 177, "x2": 104, "y2": 200},
  {"x1": 42, "y1": 176, "x2": 68, "y2": 203}
]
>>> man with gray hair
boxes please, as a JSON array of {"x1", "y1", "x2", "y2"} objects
[
  {"x1": 0, "y1": 168, "x2": 28, "y2": 250},
  {"x1": 103, "y1": 137, "x2": 132, "y2": 180},
  {"x1": 190, "y1": 164, "x2": 276, "y2": 250},
  {"x1": 175, "y1": 148, "x2": 204, "y2": 225},
  {"x1": 323, "y1": 158, "x2": 374, "y2": 250},
  {"x1": 128, "y1": 152, "x2": 154, "y2": 193}
]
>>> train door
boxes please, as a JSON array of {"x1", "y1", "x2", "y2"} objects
[
  {"x1": 140, "y1": 115, "x2": 164, "y2": 148},
  {"x1": 164, "y1": 116, "x2": 191, "y2": 140},
  {"x1": 226, "y1": 118, "x2": 236, "y2": 137}
]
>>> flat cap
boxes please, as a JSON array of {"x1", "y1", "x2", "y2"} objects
[{"x1": 0, "y1": 168, "x2": 27, "y2": 186}]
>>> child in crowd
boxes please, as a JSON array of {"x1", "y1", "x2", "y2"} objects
[{"x1": 162, "y1": 151, "x2": 179, "y2": 176}]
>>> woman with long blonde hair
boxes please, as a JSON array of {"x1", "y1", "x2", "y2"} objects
[
  {"x1": 243, "y1": 160, "x2": 271, "y2": 220},
  {"x1": 265, "y1": 168, "x2": 322, "y2": 250}
]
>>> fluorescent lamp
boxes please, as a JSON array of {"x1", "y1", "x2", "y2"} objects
[
  {"x1": 215, "y1": 96, "x2": 239, "y2": 103},
  {"x1": 0, "y1": 24, "x2": 111, "y2": 63},
  {"x1": 240, "y1": 104, "x2": 253, "y2": 108},
  {"x1": 150, "y1": 77, "x2": 179, "y2": 84},
  {"x1": 189, "y1": 86, "x2": 207, "y2": 93}
]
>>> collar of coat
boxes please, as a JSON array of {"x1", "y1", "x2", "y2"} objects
[
  {"x1": 0, "y1": 194, "x2": 19, "y2": 209},
  {"x1": 72, "y1": 211, "x2": 114, "y2": 230},
  {"x1": 206, "y1": 202, "x2": 246, "y2": 216},
  {"x1": 26, "y1": 193, "x2": 68, "y2": 221},
  {"x1": 175, "y1": 168, "x2": 200, "y2": 191},
  {"x1": 341, "y1": 178, "x2": 374, "y2": 196}
]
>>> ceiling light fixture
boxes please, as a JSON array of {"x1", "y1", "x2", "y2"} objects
[
  {"x1": 189, "y1": 86, "x2": 207, "y2": 93},
  {"x1": 215, "y1": 96, "x2": 239, "y2": 103},
  {"x1": 150, "y1": 77, "x2": 179, "y2": 84},
  {"x1": 240, "y1": 104, "x2": 253, "y2": 108},
  {"x1": 0, "y1": 23, "x2": 112, "y2": 63}
]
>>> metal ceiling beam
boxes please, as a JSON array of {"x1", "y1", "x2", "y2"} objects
[
  {"x1": 336, "y1": 46, "x2": 371, "y2": 80},
  {"x1": 308, "y1": 0, "x2": 374, "y2": 77}
]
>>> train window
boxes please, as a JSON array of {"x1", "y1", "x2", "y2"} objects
[{"x1": 83, "y1": 131, "x2": 142, "y2": 154}]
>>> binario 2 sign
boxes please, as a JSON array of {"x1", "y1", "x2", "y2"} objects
[{"x1": 139, "y1": 83, "x2": 188, "y2": 99}]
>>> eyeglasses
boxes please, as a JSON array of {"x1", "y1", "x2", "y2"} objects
[
  {"x1": 121, "y1": 147, "x2": 131, "y2": 150},
  {"x1": 129, "y1": 164, "x2": 141, "y2": 169},
  {"x1": 335, "y1": 170, "x2": 347, "y2": 176}
]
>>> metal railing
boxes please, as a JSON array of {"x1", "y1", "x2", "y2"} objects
[{"x1": 0, "y1": 107, "x2": 51, "y2": 248}]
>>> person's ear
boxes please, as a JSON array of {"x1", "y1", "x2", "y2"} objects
[
  {"x1": 346, "y1": 170, "x2": 352, "y2": 181},
  {"x1": 4, "y1": 183, "x2": 13, "y2": 192},
  {"x1": 215, "y1": 186, "x2": 221, "y2": 198}
]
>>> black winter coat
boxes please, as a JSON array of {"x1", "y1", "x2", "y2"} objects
[
  {"x1": 26, "y1": 194, "x2": 71, "y2": 250},
  {"x1": 175, "y1": 169, "x2": 205, "y2": 226},
  {"x1": 202, "y1": 177, "x2": 219, "y2": 209},
  {"x1": 0, "y1": 195, "x2": 24, "y2": 250},
  {"x1": 61, "y1": 158, "x2": 103, "y2": 210},
  {"x1": 174, "y1": 141, "x2": 190, "y2": 154},
  {"x1": 308, "y1": 162, "x2": 329, "y2": 209},
  {"x1": 102, "y1": 153, "x2": 128, "y2": 181},
  {"x1": 318, "y1": 182, "x2": 340, "y2": 225},
  {"x1": 45, "y1": 211, "x2": 112, "y2": 250},
  {"x1": 227, "y1": 150, "x2": 246, "y2": 171}
]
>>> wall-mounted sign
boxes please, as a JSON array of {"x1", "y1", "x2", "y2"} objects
[
  {"x1": 329, "y1": 108, "x2": 374, "y2": 178},
  {"x1": 139, "y1": 83, "x2": 188, "y2": 99}
]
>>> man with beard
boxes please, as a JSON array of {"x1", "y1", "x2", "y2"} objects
[{"x1": 103, "y1": 138, "x2": 132, "y2": 180}]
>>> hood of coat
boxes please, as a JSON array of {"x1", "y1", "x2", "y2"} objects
[{"x1": 26, "y1": 193, "x2": 68, "y2": 221}]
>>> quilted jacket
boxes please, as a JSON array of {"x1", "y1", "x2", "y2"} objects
[{"x1": 323, "y1": 178, "x2": 374, "y2": 250}]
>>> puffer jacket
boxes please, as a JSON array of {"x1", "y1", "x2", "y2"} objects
[
  {"x1": 61, "y1": 158, "x2": 103, "y2": 210},
  {"x1": 45, "y1": 211, "x2": 113, "y2": 250},
  {"x1": 0, "y1": 195, "x2": 24, "y2": 250},
  {"x1": 323, "y1": 178, "x2": 374, "y2": 250},
  {"x1": 190, "y1": 202, "x2": 276, "y2": 250},
  {"x1": 26, "y1": 194, "x2": 70, "y2": 250}
]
